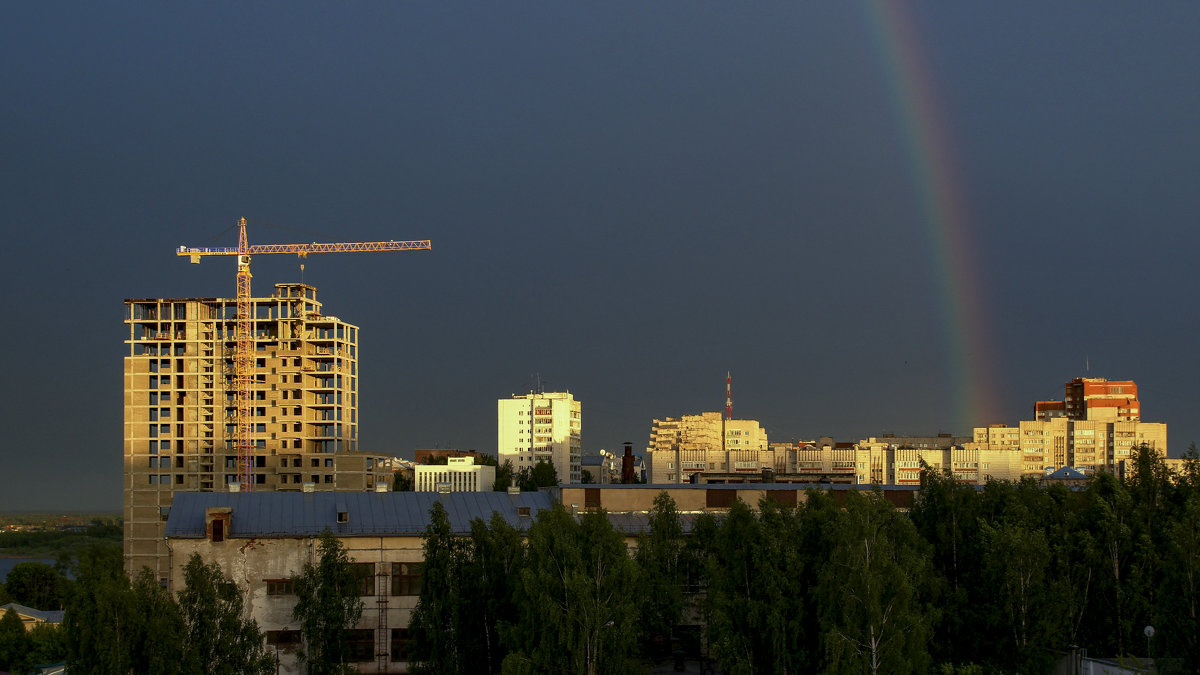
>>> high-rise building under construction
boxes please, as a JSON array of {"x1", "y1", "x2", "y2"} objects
[{"x1": 123, "y1": 283, "x2": 391, "y2": 577}]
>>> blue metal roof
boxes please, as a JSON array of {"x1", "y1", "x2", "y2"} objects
[
  {"x1": 1045, "y1": 466, "x2": 1089, "y2": 480},
  {"x1": 1, "y1": 603, "x2": 64, "y2": 624},
  {"x1": 165, "y1": 491, "x2": 553, "y2": 539}
]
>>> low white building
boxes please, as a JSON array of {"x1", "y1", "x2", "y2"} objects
[{"x1": 414, "y1": 457, "x2": 496, "y2": 492}]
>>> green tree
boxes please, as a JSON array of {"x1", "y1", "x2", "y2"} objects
[
  {"x1": 704, "y1": 497, "x2": 809, "y2": 675},
  {"x1": 635, "y1": 492, "x2": 685, "y2": 657},
  {"x1": 409, "y1": 502, "x2": 466, "y2": 674},
  {"x1": 1160, "y1": 493, "x2": 1200, "y2": 662},
  {"x1": 1179, "y1": 443, "x2": 1200, "y2": 492},
  {"x1": 1083, "y1": 472, "x2": 1141, "y2": 655},
  {"x1": 463, "y1": 512, "x2": 526, "y2": 673},
  {"x1": 4, "y1": 561, "x2": 64, "y2": 610},
  {"x1": 0, "y1": 607, "x2": 32, "y2": 675},
  {"x1": 392, "y1": 471, "x2": 413, "y2": 491},
  {"x1": 531, "y1": 460, "x2": 559, "y2": 488},
  {"x1": 515, "y1": 460, "x2": 559, "y2": 491},
  {"x1": 911, "y1": 465, "x2": 982, "y2": 665},
  {"x1": 177, "y1": 554, "x2": 274, "y2": 674},
  {"x1": 26, "y1": 621, "x2": 66, "y2": 668},
  {"x1": 507, "y1": 504, "x2": 637, "y2": 675},
  {"x1": 129, "y1": 568, "x2": 183, "y2": 675},
  {"x1": 704, "y1": 498, "x2": 763, "y2": 674},
  {"x1": 293, "y1": 530, "x2": 364, "y2": 675},
  {"x1": 979, "y1": 520, "x2": 1055, "y2": 671},
  {"x1": 493, "y1": 460, "x2": 515, "y2": 492},
  {"x1": 63, "y1": 545, "x2": 139, "y2": 674},
  {"x1": 581, "y1": 469, "x2": 595, "y2": 484},
  {"x1": 821, "y1": 490, "x2": 933, "y2": 675}
]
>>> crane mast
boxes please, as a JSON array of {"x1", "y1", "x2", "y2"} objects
[{"x1": 178, "y1": 217, "x2": 431, "y2": 491}]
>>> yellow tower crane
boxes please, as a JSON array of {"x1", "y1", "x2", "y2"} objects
[{"x1": 178, "y1": 217, "x2": 431, "y2": 491}]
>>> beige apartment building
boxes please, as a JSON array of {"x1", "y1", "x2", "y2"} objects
[
  {"x1": 978, "y1": 418, "x2": 1168, "y2": 476},
  {"x1": 497, "y1": 391, "x2": 582, "y2": 483},
  {"x1": 646, "y1": 418, "x2": 1022, "y2": 486},
  {"x1": 645, "y1": 412, "x2": 770, "y2": 483},
  {"x1": 761, "y1": 437, "x2": 1018, "y2": 486},
  {"x1": 124, "y1": 283, "x2": 391, "y2": 578}
]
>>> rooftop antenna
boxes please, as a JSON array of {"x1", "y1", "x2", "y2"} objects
[
  {"x1": 726, "y1": 371, "x2": 733, "y2": 420},
  {"x1": 1086, "y1": 355, "x2": 1090, "y2": 375}
]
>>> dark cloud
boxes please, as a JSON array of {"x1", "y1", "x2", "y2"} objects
[{"x1": 3, "y1": 2, "x2": 1198, "y2": 510}]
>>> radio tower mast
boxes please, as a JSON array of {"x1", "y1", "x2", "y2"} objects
[{"x1": 726, "y1": 371, "x2": 733, "y2": 420}]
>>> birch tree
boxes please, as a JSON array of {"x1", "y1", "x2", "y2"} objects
[{"x1": 821, "y1": 490, "x2": 932, "y2": 675}]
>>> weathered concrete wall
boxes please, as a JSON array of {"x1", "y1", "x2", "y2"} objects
[{"x1": 170, "y1": 534, "x2": 425, "y2": 674}]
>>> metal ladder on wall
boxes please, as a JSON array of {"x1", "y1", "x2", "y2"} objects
[{"x1": 376, "y1": 564, "x2": 390, "y2": 672}]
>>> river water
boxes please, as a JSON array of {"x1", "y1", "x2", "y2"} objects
[{"x1": 0, "y1": 557, "x2": 59, "y2": 583}]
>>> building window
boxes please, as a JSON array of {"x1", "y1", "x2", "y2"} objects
[
  {"x1": 343, "y1": 628, "x2": 375, "y2": 662},
  {"x1": 391, "y1": 628, "x2": 411, "y2": 660},
  {"x1": 266, "y1": 579, "x2": 295, "y2": 595},
  {"x1": 391, "y1": 562, "x2": 421, "y2": 596},
  {"x1": 266, "y1": 629, "x2": 302, "y2": 650},
  {"x1": 351, "y1": 563, "x2": 375, "y2": 596}
]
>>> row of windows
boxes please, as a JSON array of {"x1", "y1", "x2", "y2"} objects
[{"x1": 264, "y1": 563, "x2": 421, "y2": 598}]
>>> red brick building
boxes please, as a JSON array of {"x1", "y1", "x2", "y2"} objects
[{"x1": 1035, "y1": 377, "x2": 1140, "y2": 422}]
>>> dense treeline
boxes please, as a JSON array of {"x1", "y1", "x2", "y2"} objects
[
  {"x1": 409, "y1": 446, "x2": 1200, "y2": 674},
  {"x1": 0, "y1": 518, "x2": 122, "y2": 557},
  {"x1": 60, "y1": 546, "x2": 276, "y2": 674}
]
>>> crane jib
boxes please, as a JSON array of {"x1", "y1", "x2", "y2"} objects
[
  {"x1": 177, "y1": 241, "x2": 431, "y2": 256},
  {"x1": 176, "y1": 219, "x2": 429, "y2": 493}
]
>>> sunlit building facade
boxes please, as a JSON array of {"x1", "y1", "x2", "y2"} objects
[
  {"x1": 1035, "y1": 377, "x2": 1140, "y2": 422},
  {"x1": 981, "y1": 418, "x2": 1167, "y2": 476},
  {"x1": 123, "y1": 284, "x2": 391, "y2": 578},
  {"x1": 413, "y1": 457, "x2": 496, "y2": 492},
  {"x1": 645, "y1": 412, "x2": 769, "y2": 484},
  {"x1": 497, "y1": 391, "x2": 582, "y2": 483}
]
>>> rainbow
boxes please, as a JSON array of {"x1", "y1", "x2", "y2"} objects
[{"x1": 861, "y1": 0, "x2": 999, "y2": 431}]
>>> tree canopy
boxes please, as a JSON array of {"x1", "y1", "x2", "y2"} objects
[
  {"x1": 177, "y1": 554, "x2": 274, "y2": 674},
  {"x1": 292, "y1": 529, "x2": 364, "y2": 675}
]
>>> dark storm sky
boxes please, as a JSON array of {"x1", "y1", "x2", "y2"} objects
[{"x1": 3, "y1": 3, "x2": 1199, "y2": 511}]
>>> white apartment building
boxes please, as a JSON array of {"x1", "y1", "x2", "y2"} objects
[
  {"x1": 498, "y1": 391, "x2": 582, "y2": 483},
  {"x1": 414, "y1": 457, "x2": 496, "y2": 492}
]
